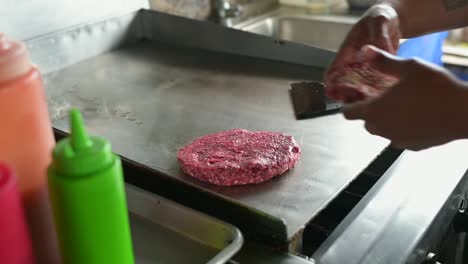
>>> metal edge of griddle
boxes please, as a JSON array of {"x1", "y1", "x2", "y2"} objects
[
  {"x1": 122, "y1": 156, "x2": 290, "y2": 249},
  {"x1": 139, "y1": 9, "x2": 335, "y2": 69},
  {"x1": 285, "y1": 146, "x2": 402, "y2": 256},
  {"x1": 126, "y1": 184, "x2": 244, "y2": 264},
  {"x1": 53, "y1": 129, "x2": 290, "y2": 250},
  {"x1": 312, "y1": 142, "x2": 468, "y2": 264}
]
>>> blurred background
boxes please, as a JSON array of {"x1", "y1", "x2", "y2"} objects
[{"x1": 147, "y1": 0, "x2": 468, "y2": 80}]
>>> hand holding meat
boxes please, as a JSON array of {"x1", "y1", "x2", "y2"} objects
[
  {"x1": 342, "y1": 45, "x2": 468, "y2": 151},
  {"x1": 325, "y1": 0, "x2": 468, "y2": 150},
  {"x1": 325, "y1": 3, "x2": 401, "y2": 99}
]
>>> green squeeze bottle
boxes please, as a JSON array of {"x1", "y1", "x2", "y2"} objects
[{"x1": 48, "y1": 109, "x2": 134, "y2": 264}]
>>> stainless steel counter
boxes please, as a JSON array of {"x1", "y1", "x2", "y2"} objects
[{"x1": 313, "y1": 141, "x2": 468, "y2": 264}]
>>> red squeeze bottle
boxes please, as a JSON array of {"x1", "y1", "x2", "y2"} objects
[
  {"x1": 0, "y1": 163, "x2": 35, "y2": 264},
  {"x1": 0, "y1": 33, "x2": 61, "y2": 263}
]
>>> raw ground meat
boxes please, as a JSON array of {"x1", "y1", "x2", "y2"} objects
[
  {"x1": 326, "y1": 62, "x2": 399, "y2": 103},
  {"x1": 177, "y1": 129, "x2": 301, "y2": 186}
]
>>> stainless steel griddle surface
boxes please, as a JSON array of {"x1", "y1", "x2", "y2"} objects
[{"x1": 45, "y1": 40, "x2": 388, "y2": 240}]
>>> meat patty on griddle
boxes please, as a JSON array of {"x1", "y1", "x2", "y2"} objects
[{"x1": 177, "y1": 129, "x2": 301, "y2": 186}]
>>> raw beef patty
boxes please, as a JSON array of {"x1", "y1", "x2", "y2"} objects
[
  {"x1": 326, "y1": 62, "x2": 398, "y2": 103},
  {"x1": 177, "y1": 129, "x2": 301, "y2": 186}
]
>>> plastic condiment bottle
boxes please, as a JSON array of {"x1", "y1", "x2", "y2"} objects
[
  {"x1": 48, "y1": 109, "x2": 135, "y2": 264},
  {"x1": 0, "y1": 33, "x2": 61, "y2": 264},
  {"x1": 0, "y1": 163, "x2": 35, "y2": 264}
]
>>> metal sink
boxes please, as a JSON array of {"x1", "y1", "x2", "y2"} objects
[{"x1": 237, "y1": 14, "x2": 358, "y2": 51}]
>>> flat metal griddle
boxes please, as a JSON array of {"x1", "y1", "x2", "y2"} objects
[{"x1": 35, "y1": 10, "x2": 389, "y2": 250}]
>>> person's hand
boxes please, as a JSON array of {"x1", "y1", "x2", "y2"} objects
[
  {"x1": 325, "y1": 4, "x2": 401, "y2": 79},
  {"x1": 343, "y1": 45, "x2": 468, "y2": 151}
]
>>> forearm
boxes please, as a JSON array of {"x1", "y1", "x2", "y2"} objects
[
  {"x1": 377, "y1": 0, "x2": 468, "y2": 38},
  {"x1": 452, "y1": 81, "x2": 468, "y2": 140}
]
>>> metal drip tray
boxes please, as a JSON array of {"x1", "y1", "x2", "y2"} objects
[{"x1": 127, "y1": 185, "x2": 243, "y2": 264}]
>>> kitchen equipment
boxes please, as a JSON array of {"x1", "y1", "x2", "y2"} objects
[
  {"x1": 48, "y1": 110, "x2": 134, "y2": 264},
  {"x1": 0, "y1": 33, "x2": 60, "y2": 264},
  {"x1": 10, "y1": 2, "x2": 468, "y2": 263},
  {"x1": 314, "y1": 144, "x2": 468, "y2": 264},
  {"x1": 127, "y1": 184, "x2": 243, "y2": 264},
  {"x1": 39, "y1": 9, "x2": 387, "y2": 252},
  {"x1": 0, "y1": 163, "x2": 35, "y2": 264}
]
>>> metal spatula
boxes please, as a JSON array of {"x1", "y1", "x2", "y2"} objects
[{"x1": 290, "y1": 81, "x2": 341, "y2": 120}]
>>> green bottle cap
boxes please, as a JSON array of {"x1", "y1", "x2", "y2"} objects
[{"x1": 52, "y1": 109, "x2": 114, "y2": 177}]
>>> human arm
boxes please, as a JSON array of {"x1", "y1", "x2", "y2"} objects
[
  {"x1": 383, "y1": 0, "x2": 468, "y2": 38},
  {"x1": 326, "y1": 0, "x2": 468, "y2": 75}
]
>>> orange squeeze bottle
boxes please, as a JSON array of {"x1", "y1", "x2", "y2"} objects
[{"x1": 0, "y1": 33, "x2": 61, "y2": 264}]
